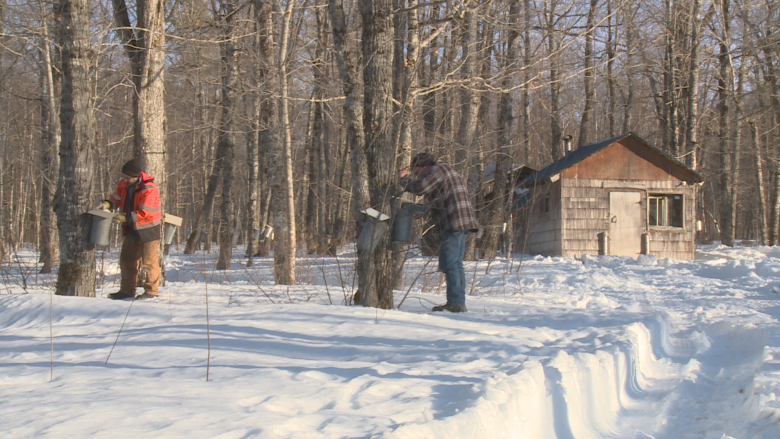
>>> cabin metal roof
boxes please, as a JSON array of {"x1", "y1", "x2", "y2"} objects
[{"x1": 518, "y1": 132, "x2": 704, "y2": 187}]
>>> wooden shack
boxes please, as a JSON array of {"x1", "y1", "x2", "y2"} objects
[{"x1": 515, "y1": 133, "x2": 704, "y2": 260}]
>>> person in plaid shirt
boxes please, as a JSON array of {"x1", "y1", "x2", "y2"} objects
[{"x1": 399, "y1": 153, "x2": 479, "y2": 312}]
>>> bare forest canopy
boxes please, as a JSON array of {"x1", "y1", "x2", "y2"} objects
[{"x1": 0, "y1": 0, "x2": 778, "y2": 279}]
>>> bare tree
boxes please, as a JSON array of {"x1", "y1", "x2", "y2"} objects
[
  {"x1": 521, "y1": 0, "x2": 532, "y2": 163},
  {"x1": 272, "y1": 0, "x2": 298, "y2": 285},
  {"x1": 685, "y1": 0, "x2": 701, "y2": 170},
  {"x1": 622, "y1": 2, "x2": 636, "y2": 133},
  {"x1": 54, "y1": 0, "x2": 97, "y2": 296},
  {"x1": 355, "y1": 0, "x2": 395, "y2": 308},
  {"x1": 38, "y1": 6, "x2": 60, "y2": 274},
  {"x1": 714, "y1": 0, "x2": 735, "y2": 245},
  {"x1": 578, "y1": 0, "x2": 597, "y2": 147},
  {"x1": 454, "y1": 1, "x2": 480, "y2": 261},
  {"x1": 545, "y1": 0, "x2": 564, "y2": 161},
  {"x1": 110, "y1": 0, "x2": 166, "y2": 185},
  {"x1": 605, "y1": 0, "x2": 616, "y2": 136},
  {"x1": 328, "y1": 0, "x2": 370, "y2": 259},
  {"x1": 254, "y1": 0, "x2": 279, "y2": 260},
  {"x1": 492, "y1": 0, "x2": 521, "y2": 257},
  {"x1": 215, "y1": 0, "x2": 238, "y2": 270},
  {"x1": 305, "y1": 0, "x2": 332, "y2": 255},
  {"x1": 0, "y1": 0, "x2": 6, "y2": 263}
]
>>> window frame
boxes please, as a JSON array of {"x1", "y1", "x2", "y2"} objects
[{"x1": 648, "y1": 193, "x2": 684, "y2": 229}]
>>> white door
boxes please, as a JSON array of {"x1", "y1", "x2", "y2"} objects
[{"x1": 608, "y1": 192, "x2": 642, "y2": 256}]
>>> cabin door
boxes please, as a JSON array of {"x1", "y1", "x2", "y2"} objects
[{"x1": 608, "y1": 192, "x2": 642, "y2": 256}]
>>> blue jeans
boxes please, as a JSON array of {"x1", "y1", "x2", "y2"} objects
[{"x1": 439, "y1": 230, "x2": 468, "y2": 307}]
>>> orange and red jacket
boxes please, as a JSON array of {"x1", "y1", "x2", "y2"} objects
[{"x1": 108, "y1": 171, "x2": 162, "y2": 242}]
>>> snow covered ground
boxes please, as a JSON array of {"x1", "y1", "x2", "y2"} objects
[{"x1": 2, "y1": 243, "x2": 780, "y2": 438}]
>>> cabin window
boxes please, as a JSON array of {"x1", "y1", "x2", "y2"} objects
[
  {"x1": 648, "y1": 194, "x2": 683, "y2": 227},
  {"x1": 541, "y1": 196, "x2": 550, "y2": 214}
]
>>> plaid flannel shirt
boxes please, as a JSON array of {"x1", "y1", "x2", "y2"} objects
[{"x1": 401, "y1": 162, "x2": 479, "y2": 232}]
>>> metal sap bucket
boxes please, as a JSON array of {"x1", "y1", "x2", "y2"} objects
[
  {"x1": 357, "y1": 208, "x2": 390, "y2": 252},
  {"x1": 392, "y1": 202, "x2": 428, "y2": 244},
  {"x1": 163, "y1": 213, "x2": 183, "y2": 245},
  {"x1": 598, "y1": 232, "x2": 608, "y2": 255},
  {"x1": 88, "y1": 209, "x2": 115, "y2": 247},
  {"x1": 357, "y1": 219, "x2": 389, "y2": 252},
  {"x1": 261, "y1": 225, "x2": 274, "y2": 241}
]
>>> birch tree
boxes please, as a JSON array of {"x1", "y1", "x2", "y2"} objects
[{"x1": 272, "y1": 0, "x2": 298, "y2": 284}]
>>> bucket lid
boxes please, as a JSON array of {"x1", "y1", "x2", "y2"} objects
[
  {"x1": 164, "y1": 213, "x2": 183, "y2": 226},
  {"x1": 88, "y1": 208, "x2": 115, "y2": 219}
]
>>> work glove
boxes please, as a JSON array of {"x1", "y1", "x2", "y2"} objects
[
  {"x1": 97, "y1": 200, "x2": 111, "y2": 210},
  {"x1": 112, "y1": 213, "x2": 127, "y2": 224}
]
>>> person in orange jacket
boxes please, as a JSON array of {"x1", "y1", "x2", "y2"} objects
[{"x1": 100, "y1": 159, "x2": 163, "y2": 300}]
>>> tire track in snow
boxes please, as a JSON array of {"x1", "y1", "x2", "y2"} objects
[{"x1": 387, "y1": 315, "x2": 705, "y2": 438}]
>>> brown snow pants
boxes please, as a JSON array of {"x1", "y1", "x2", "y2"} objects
[{"x1": 119, "y1": 238, "x2": 160, "y2": 296}]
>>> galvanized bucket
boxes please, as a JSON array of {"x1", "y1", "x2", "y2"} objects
[
  {"x1": 88, "y1": 209, "x2": 115, "y2": 247},
  {"x1": 163, "y1": 224, "x2": 177, "y2": 245},
  {"x1": 163, "y1": 213, "x2": 183, "y2": 245},
  {"x1": 392, "y1": 202, "x2": 427, "y2": 244},
  {"x1": 357, "y1": 219, "x2": 389, "y2": 252}
]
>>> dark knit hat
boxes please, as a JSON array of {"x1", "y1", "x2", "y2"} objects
[
  {"x1": 410, "y1": 152, "x2": 436, "y2": 169},
  {"x1": 121, "y1": 159, "x2": 142, "y2": 177}
]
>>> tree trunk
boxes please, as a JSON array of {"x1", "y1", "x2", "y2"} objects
[
  {"x1": 39, "y1": 16, "x2": 60, "y2": 274},
  {"x1": 546, "y1": 2, "x2": 563, "y2": 161},
  {"x1": 522, "y1": 0, "x2": 532, "y2": 164},
  {"x1": 273, "y1": 0, "x2": 297, "y2": 285},
  {"x1": 716, "y1": 0, "x2": 735, "y2": 245},
  {"x1": 245, "y1": 82, "x2": 260, "y2": 266},
  {"x1": 54, "y1": 0, "x2": 97, "y2": 296},
  {"x1": 111, "y1": 0, "x2": 167, "y2": 284},
  {"x1": 328, "y1": 0, "x2": 369, "y2": 251},
  {"x1": 727, "y1": 66, "x2": 744, "y2": 245},
  {"x1": 473, "y1": 13, "x2": 493, "y2": 259},
  {"x1": 390, "y1": 0, "x2": 419, "y2": 288},
  {"x1": 623, "y1": 4, "x2": 635, "y2": 133},
  {"x1": 455, "y1": 2, "x2": 480, "y2": 262},
  {"x1": 750, "y1": 121, "x2": 769, "y2": 244},
  {"x1": 253, "y1": 0, "x2": 278, "y2": 259},
  {"x1": 0, "y1": 0, "x2": 5, "y2": 263},
  {"x1": 664, "y1": 0, "x2": 680, "y2": 155},
  {"x1": 357, "y1": 0, "x2": 395, "y2": 309},
  {"x1": 307, "y1": 6, "x2": 331, "y2": 255},
  {"x1": 491, "y1": 0, "x2": 520, "y2": 259},
  {"x1": 606, "y1": 0, "x2": 616, "y2": 137},
  {"x1": 578, "y1": 0, "x2": 597, "y2": 147},
  {"x1": 686, "y1": 0, "x2": 701, "y2": 170},
  {"x1": 216, "y1": 0, "x2": 238, "y2": 270}
]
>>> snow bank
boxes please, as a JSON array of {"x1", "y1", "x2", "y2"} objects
[{"x1": 387, "y1": 317, "x2": 703, "y2": 439}]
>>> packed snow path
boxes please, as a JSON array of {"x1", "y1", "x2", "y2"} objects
[{"x1": 1, "y1": 243, "x2": 780, "y2": 438}]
